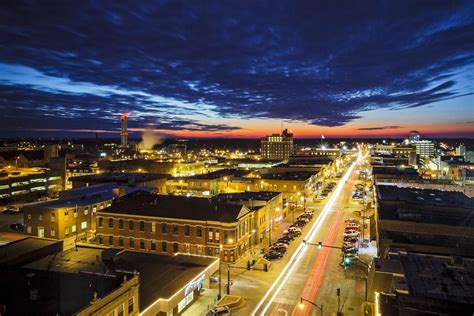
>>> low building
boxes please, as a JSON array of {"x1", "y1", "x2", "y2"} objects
[
  {"x1": 23, "y1": 183, "x2": 154, "y2": 248},
  {"x1": 374, "y1": 185, "x2": 474, "y2": 257},
  {"x1": 96, "y1": 191, "x2": 254, "y2": 262},
  {"x1": 371, "y1": 166, "x2": 420, "y2": 185},
  {"x1": 70, "y1": 172, "x2": 169, "y2": 193},
  {"x1": 0, "y1": 240, "x2": 219, "y2": 316},
  {"x1": 215, "y1": 191, "x2": 284, "y2": 244},
  {"x1": 368, "y1": 249, "x2": 474, "y2": 315},
  {"x1": 0, "y1": 168, "x2": 62, "y2": 204}
]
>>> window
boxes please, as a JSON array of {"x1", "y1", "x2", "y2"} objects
[
  {"x1": 50, "y1": 228, "x2": 55, "y2": 237},
  {"x1": 173, "y1": 225, "x2": 178, "y2": 235},
  {"x1": 81, "y1": 221, "x2": 87, "y2": 229},
  {"x1": 84, "y1": 208, "x2": 89, "y2": 216},
  {"x1": 129, "y1": 220, "x2": 134, "y2": 231},
  {"x1": 128, "y1": 297, "x2": 134, "y2": 313},
  {"x1": 208, "y1": 229, "x2": 213, "y2": 242},
  {"x1": 151, "y1": 240, "x2": 156, "y2": 251},
  {"x1": 161, "y1": 223, "x2": 167, "y2": 234},
  {"x1": 129, "y1": 238, "x2": 135, "y2": 248},
  {"x1": 215, "y1": 230, "x2": 220, "y2": 242},
  {"x1": 98, "y1": 235, "x2": 104, "y2": 244},
  {"x1": 64, "y1": 211, "x2": 69, "y2": 220},
  {"x1": 39, "y1": 215, "x2": 43, "y2": 221},
  {"x1": 27, "y1": 213, "x2": 31, "y2": 220},
  {"x1": 117, "y1": 304, "x2": 124, "y2": 316},
  {"x1": 119, "y1": 219, "x2": 123, "y2": 229},
  {"x1": 27, "y1": 226, "x2": 32, "y2": 234},
  {"x1": 140, "y1": 221, "x2": 145, "y2": 232},
  {"x1": 109, "y1": 236, "x2": 114, "y2": 245},
  {"x1": 173, "y1": 242, "x2": 179, "y2": 253},
  {"x1": 162, "y1": 241, "x2": 167, "y2": 252},
  {"x1": 119, "y1": 237, "x2": 124, "y2": 246},
  {"x1": 72, "y1": 225, "x2": 77, "y2": 233},
  {"x1": 197, "y1": 226, "x2": 202, "y2": 237},
  {"x1": 65, "y1": 227, "x2": 69, "y2": 235},
  {"x1": 98, "y1": 217, "x2": 104, "y2": 228},
  {"x1": 140, "y1": 239, "x2": 145, "y2": 249},
  {"x1": 184, "y1": 225, "x2": 190, "y2": 236},
  {"x1": 151, "y1": 222, "x2": 156, "y2": 233},
  {"x1": 109, "y1": 218, "x2": 114, "y2": 228}
]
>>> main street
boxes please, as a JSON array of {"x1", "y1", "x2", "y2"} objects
[{"x1": 250, "y1": 151, "x2": 367, "y2": 316}]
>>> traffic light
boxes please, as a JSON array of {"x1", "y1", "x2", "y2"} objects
[{"x1": 343, "y1": 255, "x2": 352, "y2": 267}]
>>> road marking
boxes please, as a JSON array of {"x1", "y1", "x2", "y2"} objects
[{"x1": 251, "y1": 153, "x2": 362, "y2": 315}]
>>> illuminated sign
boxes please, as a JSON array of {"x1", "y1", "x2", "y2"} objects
[{"x1": 184, "y1": 273, "x2": 205, "y2": 296}]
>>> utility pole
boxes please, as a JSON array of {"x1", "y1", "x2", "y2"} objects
[
  {"x1": 227, "y1": 264, "x2": 231, "y2": 295},
  {"x1": 337, "y1": 287, "x2": 341, "y2": 313}
]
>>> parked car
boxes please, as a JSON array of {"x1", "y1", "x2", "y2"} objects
[
  {"x1": 343, "y1": 247, "x2": 359, "y2": 255},
  {"x1": 345, "y1": 218, "x2": 358, "y2": 224},
  {"x1": 270, "y1": 245, "x2": 287, "y2": 253},
  {"x1": 344, "y1": 232, "x2": 360, "y2": 238},
  {"x1": 343, "y1": 236, "x2": 358, "y2": 243},
  {"x1": 264, "y1": 251, "x2": 283, "y2": 260},
  {"x1": 289, "y1": 230, "x2": 302, "y2": 237},
  {"x1": 10, "y1": 223, "x2": 24, "y2": 231},
  {"x1": 277, "y1": 238, "x2": 292, "y2": 245},
  {"x1": 207, "y1": 306, "x2": 230, "y2": 316},
  {"x1": 304, "y1": 210, "x2": 314, "y2": 216},
  {"x1": 345, "y1": 226, "x2": 361, "y2": 232},
  {"x1": 295, "y1": 219, "x2": 306, "y2": 227},
  {"x1": 272, "y1": 242, "x2": 289, "y2": 248},
  {"x1": 297, "y1": 216, "x2": 310, "y2": 223},
  {"x1": 288, "y1": 226, "x2": 302, "y2": 232}
]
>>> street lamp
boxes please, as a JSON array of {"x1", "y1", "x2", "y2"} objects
[
  {"x1": 218, "y1": 244, "x2": 223, "y2": 300},
  {"x1": 299, "y1": 297, "x2": 323, "y2": 316}
]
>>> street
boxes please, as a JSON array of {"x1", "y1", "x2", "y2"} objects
[{"x1": 247, "y1": 152, "x2": 366, "y2": 316}]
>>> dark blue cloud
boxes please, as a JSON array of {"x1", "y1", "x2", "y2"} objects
[
  {"x1": 0, "y1": 0, "x2": 473, "y2": 135},
  {"x1": 357, "y1": 126, "x2": 401, "y2": 131}
]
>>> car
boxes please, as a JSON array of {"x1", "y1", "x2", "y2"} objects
[
  {"x1": 300, "y1": 213, "x2": 313, "y2": 219},
  {"x1": 264, "y1": 251, "x2": 283, "y2": 260},
  {"x1": 304, "y1": 210, "x2": 314, "y2": 216},
  {"x1": 277, "y1": 238, "x2": 292, "y2": 245},
  {"x1": 343, "y1": 247, "x2": 359, "y2": 255},
  {"x1": 345, "y1": 226, "x2": 361, "y2": 232},
  {"x1": 345, "y1": 218, "x2": 358, "y2": 224},
  {"x1": 272, "y1": 242, "x2": 289, "y2": 248},
  {"x1": 270, "y1": 246, "x2": 287, "y2": 253},
  {"x1": 288, "y1": 230, "x2": 301, "y2": 237},
  {"x1": 343, "y1": 236, "x2": 358, "y2": 243},
  {"x1": 294, "y1": 221, "x2": 306, "y2": 228},
  {"x1": 297, "y1": 217, "x2": 310, "y2": 223},
  {"x1": 10, "y1": 223, "x2": 24, "y2": 231},
  {"x1": 344, "y1": 229, "x2": 360, "y2": 235},
  {"x1": 207, "y1": 306, "x2": 230, "y2": 315},
  {"x1": 288, "y1": 225, "x2": 302, "y2": 232},
  {"x1": 346, "y1": 222, "x2": 360, "y2": 227},
  {"x1": 343, "y1": 241, "x2": 356, "y2": 248}
]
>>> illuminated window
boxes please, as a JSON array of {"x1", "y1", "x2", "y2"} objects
[
  {"x1": 151, "y1": 222, "x2": 156, "y2": 233},
  {"x1": 128, "y1": 297, "x2": 134, "y2": 313},
  {"x1": 81, "y1": 221, "x2": 87, "y2": 229}
]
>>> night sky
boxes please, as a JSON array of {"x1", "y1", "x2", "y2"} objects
[{"x1": 1, "y1": 1, "x2": 473, "y2": 138}]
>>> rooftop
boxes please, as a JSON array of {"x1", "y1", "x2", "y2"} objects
[
  {"x1": 377, "y1": 185, "x2": 474, "y2": 209},
  {"x1": 400, "y1": 253, "x2": 474, "y2": 305},
  {"x1": 261, "y1": 171, "x2": 314, "y2": 181},
  {"x1": 24, "y1": 184, "x2": 154, "y2": 209},
  {"x1": 24, "y1": 246, "x2": 217, "y2": 311},
  {"x1": 69, "y1": 172, "x2": 170, "y2": 183},
  {"x1": 99, "y1": 191, "x2": 249, "y2": 222},
  {"x1": 215, "y1": 191, "x2": 280, "y2": 203},
  {"x1": 376, "y1": 185, "x2": 474, "y2": 226}
]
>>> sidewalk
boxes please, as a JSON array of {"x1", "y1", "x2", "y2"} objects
[{"x1": 182, "y1": 288, "x2": 219, "y2": 316}]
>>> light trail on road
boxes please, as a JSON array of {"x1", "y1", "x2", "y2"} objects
[{"x1": 251, "y1": 152, "x2": 362, "y2": 315}]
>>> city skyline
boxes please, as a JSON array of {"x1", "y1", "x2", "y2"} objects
[{"x1": 1, "y1": 1, "x2": 474, "y2": 138}]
